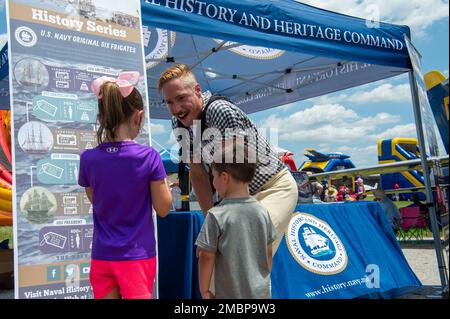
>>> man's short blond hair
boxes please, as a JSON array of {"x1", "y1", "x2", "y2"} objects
[{"x1": 157, "y1": 64, "x2": 198, "y2": 94}]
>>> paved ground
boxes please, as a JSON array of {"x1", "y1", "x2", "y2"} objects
[
  {"x1": 396, "y1": 240, "x2": 448, "y2": 299},
  {"x1": 1, "y1": 241, "x2": 447, "y2": 299}
]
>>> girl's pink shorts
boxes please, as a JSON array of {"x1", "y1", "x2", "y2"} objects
[{"x1": 89, "y1": 257, "x2": 156, "y2": 299}]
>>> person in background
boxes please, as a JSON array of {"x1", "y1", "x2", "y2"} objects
[
  {"x1": 311, "y1": 181, "x2": 324, "y2": 203},
  {"x1": 196, "y1": 142, "x2": 276, "y2": 299},
  {"x1": 337, "y1": 184, "x2": 349, "y2": 201},
  {"x1": 355, "y1": 177, "x2": 366, "y2": 200},
  {"x1": 325, "y1": 185, "x2": 338, "y2": 202},
  {"x1": 320, "y1": 180, "x2": 328, "y2": 202},
  {"x1": 373, "y1": 188, "x2": 402, "y2": 234},
  {"x1": 393, "y1": 182, "x2": 400, "y2": 201},
  {"x1": 79, "y1": 72, "x2": 172, "y2": 299}
]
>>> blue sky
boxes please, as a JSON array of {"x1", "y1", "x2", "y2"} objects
[
  {"x1": 0, "y1": 1, "x2": 6, "y2": 37},
  {"x1": 149, "y1": 0, "x2": 449, "y2": 168}
]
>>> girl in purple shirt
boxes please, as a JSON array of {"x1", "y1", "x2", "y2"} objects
[{"x1": 78, "y1": 72, "x2": 172, "y2": 299}]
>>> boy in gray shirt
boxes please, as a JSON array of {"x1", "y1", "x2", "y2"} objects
[{"x1": 195, "y1": 142, "x2": 277, "y2": 299}]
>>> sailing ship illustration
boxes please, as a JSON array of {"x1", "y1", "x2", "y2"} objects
[
  {"x1": 23, "y1": 189, "x2": 55, "y2": 224},
  {"x1": 19, "y1": 61, "x2": 43, "y2": 88},
  {"x1": 302, "y1": 227, "x2": 332, "y2": 256},
  {"x1": 21, "y1": 123, "x2": 52, "y2": 154}
]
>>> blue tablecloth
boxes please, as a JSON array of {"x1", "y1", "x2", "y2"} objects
[
  {"x1": 271, "y1": 201, "x2": 421, "y2": 299},
  {"x1": 157, "y1": 201, "x2": 421, "y2": 299},
  {"x1": 157, "y1": 211, "x2": 204, "y2": 299}
]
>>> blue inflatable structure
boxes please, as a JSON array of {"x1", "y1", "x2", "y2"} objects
[{"x1": 378, "y1": 138, "x2": 425, "y2": 200}]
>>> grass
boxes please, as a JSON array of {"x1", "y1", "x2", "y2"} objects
[{"x1": 0, "y1": 226, "x2": 13, "y2": 248}]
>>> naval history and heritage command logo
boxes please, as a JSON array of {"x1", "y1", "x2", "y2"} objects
[
  {"x1": 143, "y1": 26, "x2": 176, "y2": 69},
  {"x1": 286, "y1": 213, "x2": 348, "y2": 275}
]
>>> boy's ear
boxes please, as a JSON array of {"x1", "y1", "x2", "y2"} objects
[{"x1": 222, "y1": 171, "x2": 231, "y2": 184}]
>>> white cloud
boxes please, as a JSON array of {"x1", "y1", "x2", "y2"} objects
[
  {"x1": 338, "y1": 145, "x2": 379, "y2": 166},
  {"x1": 260, "y1": 103, "x2": 401, "y2": 144},
  {"x1": 298, "y1": 0, "x2": 449, "y2": 37},
  {"x1": 276, "y1": 78, "x2": 412, "y2": 111},
  {"x1": 280, "y1": 124, "x2": 371, "y2": 142},
  {"x1": 357, "y1": 112, "x2": 401, "y2": 126},
  {"x1": 264, "y1": 104, "x2": 358, "y2": 130},
  {"x1": 372, "y1": 123, "x2": 417, "y2": 141},
  {"x1": 310, "y1": 82, "x2": 411, "y2": 105},
  {"x1": 345, "y1": 83, "x2": 411, "y2": 104}
]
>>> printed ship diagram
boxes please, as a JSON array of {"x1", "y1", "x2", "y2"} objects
[
  {"x1": 302, "y1": 227, "x2": 333, "y2": 257},
  {"x1": 23, "y1": 189, "x2": 54, "y2": 224}
]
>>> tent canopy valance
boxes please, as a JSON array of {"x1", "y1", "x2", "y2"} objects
[{"x1": 140, "y1": 0, "x2": 412, "y2": 119}]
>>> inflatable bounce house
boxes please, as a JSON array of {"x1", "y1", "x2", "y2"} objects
[
  {"x1": 377, "y1": 138, "x2": 425, "y2": 200},
  {"x1": 424, "y1": 71, "x2": 449, "y2": 207},
  {"x1": 424, "y1": 71, "x2": 449, "y2": 155},
  {"x1": 298, "y1": 148, "x2": 356, "y2": 174},
  {"x1": 0, "y1": 110, "x2": 12, "y2": 226},
  {"x1": 298, "y1": 148, "x2": 357, "y2": 198}
]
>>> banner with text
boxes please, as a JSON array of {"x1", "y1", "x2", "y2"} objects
[
  {"x1": 7, "y1": 0, "x2": 150, "y2": 299},
  {"x1": 141, "y1": 0, "x2": 411, "y2": 69}
]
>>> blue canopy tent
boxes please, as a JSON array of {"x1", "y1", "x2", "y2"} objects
[
  {"x1": 141, "y1": 0, "x2": 412, "y2": 119},
  {"x1": 1, "y1": 0, "x2": 447, "y2": 293}
]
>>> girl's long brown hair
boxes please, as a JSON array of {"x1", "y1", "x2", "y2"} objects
[{"x1": 96, "y1": 82, "x2": 144, "y2": 144}]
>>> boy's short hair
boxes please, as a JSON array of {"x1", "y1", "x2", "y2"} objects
[
  {"x1": 157, "y1": 64, "x2": 197, "y2": 94},
  {"x1": 211, "y1": 141, "x2": 257, "y2": 184}
]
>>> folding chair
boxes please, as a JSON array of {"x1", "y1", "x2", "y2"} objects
[{"x1": 397, "y1": 207, "x2": 429, "y2": 241}]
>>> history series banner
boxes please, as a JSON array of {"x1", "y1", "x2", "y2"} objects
[{"x1": 6, "y1": 0, "x2": 150, "y2": 299}]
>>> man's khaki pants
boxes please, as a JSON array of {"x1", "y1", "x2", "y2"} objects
[{"x1": 253, "y1": 168, "x2": 299, "y2": 254}]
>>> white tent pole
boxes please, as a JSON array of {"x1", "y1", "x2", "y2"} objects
[{"x1": 408, "y1": 70, "x2": 449, "y2": 293}]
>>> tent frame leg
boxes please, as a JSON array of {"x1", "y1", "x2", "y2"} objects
[{"x1": 408, "y1": 71, "x2": 449, "y2": 294}]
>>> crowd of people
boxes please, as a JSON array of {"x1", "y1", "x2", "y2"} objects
[
  {"x1": 308, "y1": 176, "x2": 410, "y2": 235},
  {"x1": 309, "y1": 177, "x2": 366, "y2": 203}
]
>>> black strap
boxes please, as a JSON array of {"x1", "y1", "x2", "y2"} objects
[
  {"x1": 177, "y1": 94, "x2": 231, "y2": 192},
  {"x1": 176, "y1": 94, "x2": 231, "y2": 135}
]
